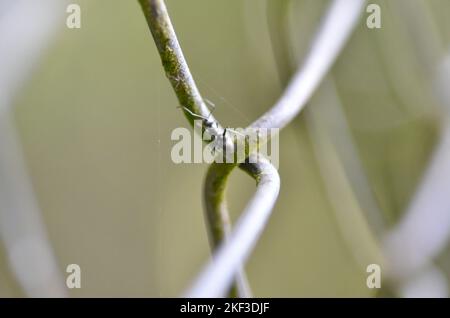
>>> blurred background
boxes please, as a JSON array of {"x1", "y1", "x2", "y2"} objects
[{"x1": 1, "y1": 0, "x2": 450, "y2": 297}]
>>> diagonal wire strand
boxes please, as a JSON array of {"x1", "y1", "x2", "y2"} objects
[
  {"x1": 0, "y1": 0, "x2": 68, "y2": 297},
  {"x1": 185, "y1": 0, "x2": 366, "y2": 297},
  {"x1": 250, "y1": 0, "x2": 366, "y2": 131},
  {"x1": 137, "y1": 0, "x2": 249, "y2": 297},
  {"x1": 187, "y1": 156, "x2": 280, "y2": 298},
  {"x1": 381, "y1": 0, "x2": 450, "y2": 296},
  {"x1": 138, "y1": 0, "x2": 365, "y2": 298},
  {"x1": 267, "y1": 0, "x2": 385, "y2": 274}
]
